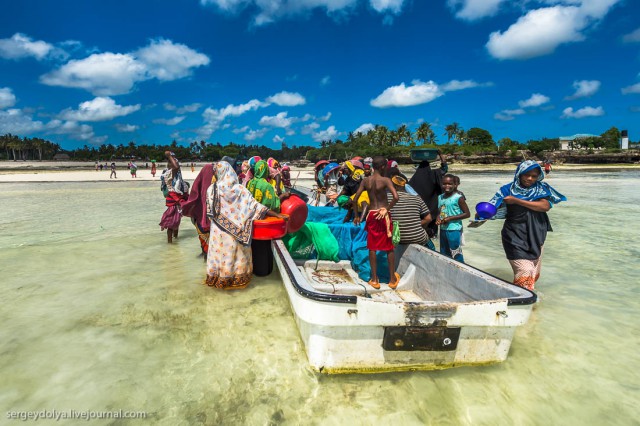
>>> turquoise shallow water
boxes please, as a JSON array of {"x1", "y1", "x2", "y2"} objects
[{"x1": 1, "y1": 170, "x2": 639, "y2": 425}]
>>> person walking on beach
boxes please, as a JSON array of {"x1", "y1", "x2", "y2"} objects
[
  {"x1": 480, "y1": 160, "x2": 566, "y2": 291},
  {"x1": 109, "y1": 162, "x2": 117, "y2": 179},
  {"x1": 436, "y1": 174, "x2": 470, "y2": 262},
  {"x1": 353, "y1": 156, "x2": 400, "y2": 289},
  {"x1": 151, "y1": 161, "x2": 157, "y2": 177},
  {"x1": 130, "y1": 161, "x2": 138, "y2": 178},
  {"x1": 159, "y1": 151, "x2": 189, "y2": 243}
]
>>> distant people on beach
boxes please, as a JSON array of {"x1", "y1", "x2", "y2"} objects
[
  {"x1": 99, "y1": 164, "x2": 103, "y2": 171},
  {"x1": 130, "y1": 161, "x2": 138, "y2": 178},
  {"x1": 480, "y1": 160, "x2": 566, "y2": 290},
  {"x1": 353, "y1": 156, "x2": 400, "y2": 289},
  {"x1": 436, "y1": 174, "x2": 470, "y2": 262},
  {"x1": 159, "y1": 151, "x2": 189, "y2": 243},
  {"x1": 95, "y1": 161, "x2": 99, "y2": 172},
  {"x1": 151, "y1": 161, "x2": 157, "y2": 177},
  {"x1": 109, "y1": 162, "x2": 117, "y2": 179},
  {"x1": 191, "y1": 162, "x2": 195, "y2": 173},
  {"x1": 544, "y1": 160, "x2": 552, "y2": 175}
]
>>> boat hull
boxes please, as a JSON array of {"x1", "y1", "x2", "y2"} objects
[{"x1": 272, "y1": 240, "x2": 535, "y2": 374}]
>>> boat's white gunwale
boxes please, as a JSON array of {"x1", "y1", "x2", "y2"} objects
[{"x1": 272, "y1": 240, "x2": 536, "y2": 307}]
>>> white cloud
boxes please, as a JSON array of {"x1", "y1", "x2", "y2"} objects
[
  {"x1": 201, "y1": 0, "x2": 408, "y2": 26},
  {"x1": 565, "y1": 79, "x2": 600, "y2": 100},
  {"x1": 623, "y1": 27, "x2": 640, "y2": 43},
  {"x1": 320, "y1": 75, "x2": 331, "y2": 86},
  {"x1": 312, "y1": 125, "x2": 339, "y2": 142},
  {"x1": 0, "y1": 87, "x2": 17, "y2": 109},
  {"x1": 486, "y1": 1, "x2": 621, "y2": 60},
  {"x1": 203, "y1": 99, "x2": 265, "y2": 124},
  {"x1": 58, "y1": 97, "x2": 141, "y2": 122},
  {"x1": 40, "y1": 39, "x2": 210, "y2": 96},
  {"x1": 266, "y1": 91, "x2": 306, "y2": 106},
  {"x1": 232, "y1": 125, "x2": 250, "y2": 134},
  {"x1": 115, "y1": 124, "x2": 139, "y2": 132},
  {"x1": 371, "y1": 80, "x2": 443, "y2": 107},
  {"x1": 621, "y1": 83, "x2": 640, "y2": 94},
  {"x1": 494, "y1": 108, "x2": 526, "y2": 121},
  {"x1": 45, "y1": 119, "x2": 105, "y2": 143},
  {"x1": 41, "y1": 52, "x2": 147, "y2": 96},
  {"x1": 273, "y1": 135, "x2": 285, "y2": 143},
  {"x1": 519, "y1": 93, "x2": 550, "y2": 108},
  {"x1": 370, "y1": 0, "x2": 405, "y2": 14},
  {"x1": 301, "y1": 122, "x2": 320, "y2": 134},
  {"x1": 259, "y1": 111, "x2": 293, "y2": 128},
  {"x1": 244, "y1": 127, "x2": 269, "y2": 141},
  {"x1": 371, "y1": 79, "x2": 487, "y2": 108},
  {"x1": 354, "y1": 123, "x2": 374, "y2": 134},
  {"x1": 153, "y1": 116, "x2": 186, "y2": 125},
  {"x1": 0, "y1": 108, "x2": 45, "y2": 134},
  {"x1": 561, "y1": 105, "x2": 604, "y2": 118},
  {"x1": 0, "y1": 33, "x2": 59, "y2": 61},
  {"x1": 447, "y1": 0, "x2": 506, "y2": 21},
  {"x1": 164, "y1": 102, "x2": 203, "y2": 114},
  {"x1": 135, "y1": 39, "x2": 210, "y2": 81}
]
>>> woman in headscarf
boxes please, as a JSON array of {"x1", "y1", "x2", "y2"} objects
[
  {"x1": 267, "y1": 157, "x2": 285, "y2": 195},
  {"x1": 181, "y1": 163, "x2": 214, "y2": 257},
  {"x1": 205, "y1": 161, "x2": 287, "y2": 289},
  {"x1": 159, "y1": 151, "x2": 189, "y2": 243},
  {"x1": 483, "y1": 160, "x2": 566, "y2": 291},
  {"x1": 338, "y1": 160, "x2": 364, "y2": 197},
  {"x1": 408, "y1": 150, "x2": 448, "y2": 242},
  {"x1": 247, "y1": 160, "x2": 281, "y2": 211}
]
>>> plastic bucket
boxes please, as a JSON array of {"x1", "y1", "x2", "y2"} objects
[
  {"x1": 253, "y1": 217, "x2": 287, "y2": 240},
  {"x1": 475, "y1": 202, "x2": 497, "y2": 220},
  {"x1": 280, "y1": 195, "x2": 308, "y2": 233}
]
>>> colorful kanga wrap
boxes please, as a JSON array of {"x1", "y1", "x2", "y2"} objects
[
  {"x1": 247, "y1": 160, "x2": 281, "y2": 211},
  {"x1": 205, "y1": 161, "x2": 268, "y2": 289},
  {"x1": 489, "y1": 160, "x2": 565, "y2": 290},
  {"x1": 159, "y1": 167, "x2": 188, "y2": 231},
  {"x1": 365, "y1": 209, "x2": 394, "y2": 251}
]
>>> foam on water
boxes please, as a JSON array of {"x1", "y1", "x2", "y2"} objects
[{"x1": 1, "y1": 171, "x2": 639, "y2": 424}]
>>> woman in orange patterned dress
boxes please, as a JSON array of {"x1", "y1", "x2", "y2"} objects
[{"x1": 204, "y1": 161, "x2": 287, "y2": 289}]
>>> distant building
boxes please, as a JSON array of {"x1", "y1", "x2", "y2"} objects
[
  {"x1": 620, "y1": 130, "x2": 629, "y2": 150},
  {"x1": 558, "y1": 133, "x2": 599, "y2": 150},
  {"x1": 53, "y1": 153, "x2": 70, "y2": 160}
]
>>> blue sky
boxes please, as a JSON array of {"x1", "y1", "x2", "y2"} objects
[{"x1": 1, "y1": 0, "x2": 639, "y2": 150}]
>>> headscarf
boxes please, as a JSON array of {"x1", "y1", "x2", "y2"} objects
[
  {"x1": 408, "y1": 160, "x2": 447, "y2": 237},
  {"x1": 344, "y1": 160, "x2": 364, "y2": 182},
  {"x1": 267, "y1": 157, "x2": 280, "y2": 169},
  {"x1": 182, "y1": 163, "x2": 214, "y2": 231},
  {"x1": 206, "y1": 162, "x2": 268, "y2": 245},
  {"x1": 490, "y1": 160, "x2": 566, "y2": 212},
  {"x1": 248, "y1": 156, "x2": 261, "y2": 169},
  {"x1": 247, "y1": 160, "x2": 281, "y2": 211}
]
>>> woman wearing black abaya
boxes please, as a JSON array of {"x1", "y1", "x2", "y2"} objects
[{"x1": 408, "y1": 151, "x2": 448, "y2": 244}]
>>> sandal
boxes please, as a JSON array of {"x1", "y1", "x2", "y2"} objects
[
  {"x1": 388, "y1": 272, "x2": 401, "y2": 290},
  {"x1": 368, "y1": 278, "x2": 380, "y2": 289}
]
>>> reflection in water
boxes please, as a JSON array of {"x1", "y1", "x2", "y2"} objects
[{"x1": 1, "y1": 171, "x2": 639, "y2": 424}]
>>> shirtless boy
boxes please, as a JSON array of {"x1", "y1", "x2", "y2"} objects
[{"x1": 353, "y1": 156, "x2": 400, "y2": 289}]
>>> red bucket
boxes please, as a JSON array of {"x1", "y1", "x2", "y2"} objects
[
  {"x1": 253, "y1": 217, "x2": 287, "y2": 240},
  {"x1": 280, "y1": 195, "x2": 308, "y2": 233}
]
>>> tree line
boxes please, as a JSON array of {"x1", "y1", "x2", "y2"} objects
[{"x1": 0, "y1": 124, "x2": 631, "y2": 163}]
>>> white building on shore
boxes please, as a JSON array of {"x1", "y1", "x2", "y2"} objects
[{"x1": 558, "y1": 134, "x2": 598, "y2": 150}]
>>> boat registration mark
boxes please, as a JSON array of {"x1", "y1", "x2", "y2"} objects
[{"x1": 382, "y1": 326, "x2": 461, "y2": 351}]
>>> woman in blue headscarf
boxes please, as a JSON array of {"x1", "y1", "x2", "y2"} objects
[{"x1": 484, "y1": 160, "x2": 566, "y2": 291}]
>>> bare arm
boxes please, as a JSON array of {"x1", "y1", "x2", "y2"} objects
[
  {"x1": 165, "y1": 151, "x2": 179, "y2": 172},
  {"x1": 439, "y1": 197, "x2": 471, "y2": 224},
  {"x1": 420, "y1": 213, "x2": 433, "y2": 227},
  {"x1": 386, "y1": 178, "x2": 398, "y2": 211},
  {"x1": 504, "y1": 196, "x2": 551, "y2": 212},
  {"x1": 352, "y1": 180, "x2": 366, "y2": 225}
]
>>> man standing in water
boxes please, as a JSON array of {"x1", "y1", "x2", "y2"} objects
[
  {"x1": 353, "y1": 156, "x2": 400, "y2": 289},
  {"x1": 109, "y1": 162, "x2": 117, "y2": 179}
]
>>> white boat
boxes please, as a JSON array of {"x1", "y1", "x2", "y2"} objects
[{"x1": 272, "y1": 241, "x2": 536, "y2": 374}]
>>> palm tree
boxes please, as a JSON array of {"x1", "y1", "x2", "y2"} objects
[
  {"x1": 444, "y1": 122, "x2": 460, "y2": 143},
  {"x1": 415, "y1": 122, "x2": 432, "y2": 145},
  {"x1": 396, "y1": 124, "x2": 412, "y2": 146}
]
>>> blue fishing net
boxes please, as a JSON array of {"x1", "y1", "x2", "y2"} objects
[{"x1": 283, "y1": 205, "x2": 391, "y2": 283}]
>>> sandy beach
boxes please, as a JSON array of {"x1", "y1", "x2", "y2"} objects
[{"x1": 1, "y1": 160, "x2": 638, "y2": 182}]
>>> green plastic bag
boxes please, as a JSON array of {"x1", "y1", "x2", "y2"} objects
[{"x1": 392, "y1": 221, "x2": 401, "y2": 246}]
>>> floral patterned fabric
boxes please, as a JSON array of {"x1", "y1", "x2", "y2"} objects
[
  {"x1": 247, "y1": 160, "x2": 281, "y2": 211},
  {"x1": 205, "y1": 162, "x2": 268, "y2": 289}
]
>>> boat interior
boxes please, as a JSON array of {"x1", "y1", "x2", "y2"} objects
[{"x1": 294, "y1": 244, "x2": 530, "y2": 304}]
